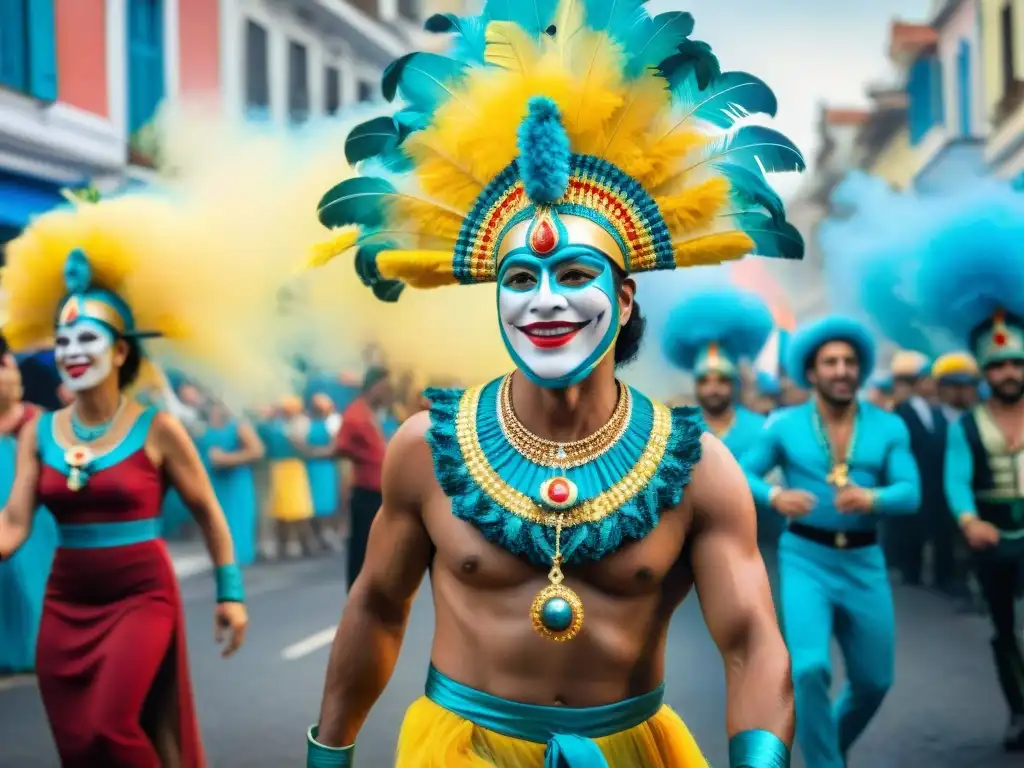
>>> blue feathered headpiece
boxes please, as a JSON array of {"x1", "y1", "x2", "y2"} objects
[
  {"x1": 916, "y1": 186, "x2": 1024, "y2": 366},
  {"x1": 662, "y1": 286, "x2": 774, "y2": 377},
  {"x1": 786, "y1": 315, "x2": 875, "y2": 389}
]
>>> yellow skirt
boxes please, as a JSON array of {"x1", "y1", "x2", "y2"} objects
[
  {"x1": 395, "y1": 696, "x2": 709, "y2": 768},
  {"x1": 268, "y1": 459, "x2": 313, "y2": 522}
]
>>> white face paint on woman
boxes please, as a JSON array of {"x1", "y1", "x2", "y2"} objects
[
  {"x1": 54, "y1": 318, "x2": 115, "y2": 392},
  {"x1": 497, "y1": 248, "x2": 620, "y2": 388}
]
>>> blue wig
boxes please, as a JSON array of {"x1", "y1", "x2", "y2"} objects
[
  {"x1": 915, "y1": 184, "x2": 1024, "y2": 364},
  {"x1": 786, "y1": 315, "x2": 875, "y2": 389},
  {"x1": 662, "y1": 286, "x2": 774, "y2": 376}
]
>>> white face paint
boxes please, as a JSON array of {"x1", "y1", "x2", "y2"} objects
[
  {"x1": 54, "y1": 319, "x2": 115, "y2": 392},
  {"x1": 497, "y1": 249, "x2": 619, "y2": 388}
]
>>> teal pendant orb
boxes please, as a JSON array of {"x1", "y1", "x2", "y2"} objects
[{"x1": 540, "y1": 596, "x2": 573, "y2": 632}]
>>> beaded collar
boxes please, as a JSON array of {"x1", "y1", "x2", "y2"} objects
[{"x1": 425, "y1": 376, "x2": 703, "y2": 569}]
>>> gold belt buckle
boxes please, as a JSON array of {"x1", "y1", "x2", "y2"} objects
[{"x1": 835, "y1": 532, "x2": 848, "y2": 549}]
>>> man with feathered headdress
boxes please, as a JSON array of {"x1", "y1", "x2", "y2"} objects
[
  {"x1": 303, "y1": 2, "x2": 807, "y2": 766},
  {"x1": 661, "y1": 285, "x2": 783, "y2": 545},
  {"x1": 913, "y1": 189, "x2": 1024, "y2": 750},
  {"x1": 741, "y1": 315, "x2": 919, "y2": 768}
]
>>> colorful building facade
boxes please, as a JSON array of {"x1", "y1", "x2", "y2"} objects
[{"x1": 980, "y1": 0, "x2": 1024, "y2": 181}]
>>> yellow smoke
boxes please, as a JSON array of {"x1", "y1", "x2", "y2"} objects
[{"x1": 158, "y1": 102, "x2": 510, "y2": 392}]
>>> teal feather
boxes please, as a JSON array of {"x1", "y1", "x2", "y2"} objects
[
  {"x1": 676, "y1": 71, "x2": 777, "y2": 129},
  {"x1": 481, "y1": 0, "x2": 559, "y2": 36},
  {"x1": 583, "y1": 0, "x2": 649, "y2": 39},
  {"x1": 517, "y1": 97, "x2": 571, "y2": 204},
  {"x1": 380, "y1": 52, "x2": 467, "y2": 112},
  {"x1": 354, "y1": 242, "x2": 405, "y2": 303},
  {"x1": 344, "y1": 116, "x2": 399, "y2": 165},
  {"x1": 729, "y1": 213, "x2": 804, "y2": 260},
  {"x1": 623, "y1": 11, "x2": 695, "y2": 77},
  {"x1": 659, "y1": 39, "x2": 721, "y2": 90},
  {"x1": 317, "y1": 177, "x2": 396, "y2": 230},
  {"x1": 393, "y1": 108, "x2": 430, "y2": 143},
  {"x1": 424, "y1": 13, "x2": 487, "y2": 62},
  {"x1": 696, "y1": 125, "x2": 805, "y2": 175},
  {"x1": 63, "y1": 248, "x2": 92, "y2": 294},
  {"x1": 719, "y1": 164, "x2": 784, "y2": 223}
]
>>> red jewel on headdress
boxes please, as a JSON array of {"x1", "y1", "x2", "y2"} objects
[
  {"x1": 993, "y1": 309, "x2": 1008, "y2": 346},
  {"x1": 994, "y1": 331, "x2": 1008, "y2": 346},
  {"x1": 64, "y1": 299, "x2": 79, "y2": 323},
  {"x1": 530, "y1": 216, "x2": 557, "y2": 254}
]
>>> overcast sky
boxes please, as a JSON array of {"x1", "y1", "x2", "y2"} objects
[{"x1": 648, "y1": 0, "x2": 935, "y2": 197}]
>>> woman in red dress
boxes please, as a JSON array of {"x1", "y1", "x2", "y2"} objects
[{"x1": 0, "y1": 206, "x2": 249, "y2": 766}]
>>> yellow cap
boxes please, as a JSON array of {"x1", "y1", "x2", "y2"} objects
[
  {"x1": 890, "y1": 350, "x2": 930, "y2": 378},
  {"x1": 931, "y1": 352, "x2": 980, "y2": 381}
]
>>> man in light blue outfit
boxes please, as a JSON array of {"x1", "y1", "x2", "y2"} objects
[
  {"x1": 742, "y1": 316, "x2": 920, "y2": 768},
  {"x1": 662, "y1": 285, "x2": 780, "y2": 545}
]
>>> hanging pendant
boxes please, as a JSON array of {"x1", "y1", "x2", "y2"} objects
[
  {"x1": 530, "y1": 561, "x2": 584, "y2": 642},
  {"x1": 826, "y1": 463, "x2": 850, "y2": 488},
  {"x1": 64, "y1": 446, "x2": 93, "y2": 492}
]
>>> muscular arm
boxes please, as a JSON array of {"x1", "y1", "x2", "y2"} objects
[
  {"x1": 152, "y1": 412, "x2": 235, "y2": 567},
  {"x1": 739, "y1": 417, "x2": 782, "y2": 508},
  {"x1": 0, "y1": 414, "x2": 41, "y2": 558},
  {"x1": 690, "y1": 434, "x2": 794, "y2": 749},
  {"x1": 316, "y1": 412, "x2": 434, "y2": 747},
  {"x1": 871, "y1": 418, "x2": 921, "y2": 515},
  {"x1": 944, "y1": 417, "x2": 976, "y2": 521}
]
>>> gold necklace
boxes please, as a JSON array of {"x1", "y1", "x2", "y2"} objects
[
  {"x1": 499, "y1": 374, "x2": 630, "y2": 642},
  {"x1": 497, "y1": 373, "x2": 631, "y2": 468}
]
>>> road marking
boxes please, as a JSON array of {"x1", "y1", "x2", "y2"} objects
[
  {"x1": 281, "y1": 627, "x2": 337, "y2": 660},
  {"x1": 173, "y1": 554, "x2": 212, "y2": 579},
  {"x1": 0, "y1": 674, "x2": 34, "y2": 692}
]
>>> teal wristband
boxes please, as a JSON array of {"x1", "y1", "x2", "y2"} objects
[
  {"x1": 729, "y1": 729, "x2": 789, "y2": 768},
  {"x1": 214, "y1": 564, "x2": 244, "y2": 603},
  {"x1": 307, "y1": 725, "x2": 354, "y2": 767}
]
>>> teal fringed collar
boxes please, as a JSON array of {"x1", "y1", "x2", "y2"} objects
[{"x1": 424, "y1": 377, "x2": 703, "y2": 567}]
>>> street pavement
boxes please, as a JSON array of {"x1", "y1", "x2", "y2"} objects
[{"x1": 0, "y1": 546, "x2": 1019, "y2": 767}]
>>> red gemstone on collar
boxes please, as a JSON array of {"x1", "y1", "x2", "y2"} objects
[
  {"x1": 530, "y1": 219, "x2": 557, "y2": 254},
  {"x1": 547, "y1": 479, "x2": 570, "y2": 504}
]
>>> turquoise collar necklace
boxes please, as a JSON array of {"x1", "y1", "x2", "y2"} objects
[{"x1": 426, "y1": 374, "x2": 703, "y2": 642}]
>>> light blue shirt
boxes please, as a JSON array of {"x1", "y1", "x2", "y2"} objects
[
  {"x1": 719, "y1": 406, "x2": 766, "y2": 462},
  {"x1": 944, "y1": 417, "x2": 976, "y2": 519},
  {"x1": 741, "y1": 401, "x2": 921, "y2": 532}
]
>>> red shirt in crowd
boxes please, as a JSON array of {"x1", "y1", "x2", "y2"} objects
[{"x1": 336, "y1": 397, "x2": 385, "y2": 492}]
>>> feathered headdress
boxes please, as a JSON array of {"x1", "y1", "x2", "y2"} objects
[
  {"x1": 661, "y1": 286, "x2": 773, "y2": 377},
  {"x1": 311, "y1": 0, "x2": 805, "y2": 299},
  {"x1": 786, "y1": 315, "x2": 875, "y2": 389},
  {"x1": 915, "y1": 186, "x2": 1024, "y2": 366}
]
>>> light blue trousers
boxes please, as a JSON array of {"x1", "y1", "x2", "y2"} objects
[{"x1": 778, "y1": 531, "x2": 895, "y2": 768}]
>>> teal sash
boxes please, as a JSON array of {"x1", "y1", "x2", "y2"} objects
[
  {"x1": 424, "y1": 666, "x2": 664, "y2": 767},
  {"x1": 59, "y1": 518, "x2": 162, "y2": 549}
]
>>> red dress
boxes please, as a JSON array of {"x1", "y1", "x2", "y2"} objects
[{"x1": 35, "y1": 409, "x2": 205, "y2": 767}]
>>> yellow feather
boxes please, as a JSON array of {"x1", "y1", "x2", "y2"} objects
[
  {"x1": 376, "y1": 249, "x2": 458, "y2": 288},
  {"x1": 404, "y1": 132, "x2": 486, "y2": 211},
  {"x1": 390, "y1": 197, "x2": 464, "y2": 246},
  {"x1": 600, "y1": 75, "x2": 672, "y2": 177},
  {"x1": 559, "y1": 32, "x2": 626, "y2": 146},
  {"x1": 637, "y1": 130, "x2": 709, "y2": 190},
  {"x1": 484, "y1": 22, "x2": 541, "y2": 73},
  {"x1": 300, "y1": 227, "x2": 360, "y2": 271},
  {"x1": 672, "y1": 231, "x2": 754, "y2": 268},
  {"x1": 655, "y1": 178, "x2": 730, "y2": 236}
]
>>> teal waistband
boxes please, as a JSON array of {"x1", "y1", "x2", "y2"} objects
[
  {"x1": 425, "y1": 665, "x2": 664, "y2": 767},
  {"x1": 59, "y1": 518, "x2": 162, "y2": 549}
]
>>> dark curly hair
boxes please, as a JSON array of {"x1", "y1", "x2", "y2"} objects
[{"x1": 612, "y1": 270, "x2": 645, "y2": 367}]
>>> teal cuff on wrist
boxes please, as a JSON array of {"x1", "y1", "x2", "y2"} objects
[
  {"x1": 214, "y1": 564, "x2": 244, "y2": 603},
  {"x1": 729, "y1": 729, "x2": 789, "y2": 768},
  {"x1": 307, "y1": 725, "x2": 354, "y2": 768}
]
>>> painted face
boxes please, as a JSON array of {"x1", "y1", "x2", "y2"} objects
[
  {"x1": 54, "y1": 318, "x2": 115, "y2": 392},
  {"x1": 498, "y1": 246, "x2": 620, "y2": 388}
]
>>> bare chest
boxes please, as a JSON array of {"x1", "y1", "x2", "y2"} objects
[{"x1": 421, "y1": 488, "x2": 692, "y2": 598}]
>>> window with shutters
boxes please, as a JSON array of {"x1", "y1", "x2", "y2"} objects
[
  {"x1": 245, "y1": 20, "x2": 270, "y2": 117},
  {"x1": 288, "y1": 40, "x2": 309, "y2": 123},
  {"x1": 906, "y1": 55, "x2": 943, "y2": 145},
  {"x1": 957, "y1": 40, "x2": 971, "y2": 136},
  {"x1": 325, "y1": 66, "x2": 341, "y2": 115},
  {"x1": 0, "y1": 0, "x2": 57, "y2": 100},
  {"x1": 357, "y1": 80, "x2": 375, "y2": 103},
  {"x1": 127, "y1": 0, "x2": 166, "y2": 134},
  {"x1": 397, "y1": 0, "x2": 419, "y2": 22},
  {"x1": 996, "y1": 1, "x2": 1024, "y2": 125}
]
